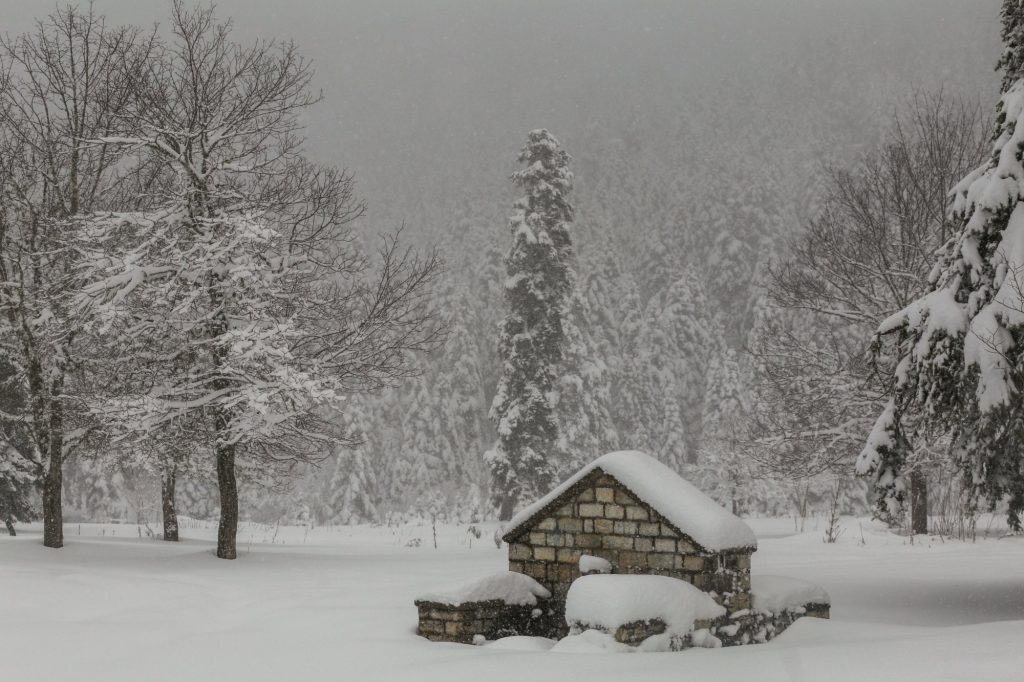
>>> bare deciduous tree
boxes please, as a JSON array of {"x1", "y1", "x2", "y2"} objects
[
  {"x1": 77, "y1": 2, "x2": 442, "y2": 560},
  {"x1": 0, "y1": 6, "x2": 154, "y2": 548},
  {"x1": 753, "y1": 90, "x2": 988, "y2": 533}
]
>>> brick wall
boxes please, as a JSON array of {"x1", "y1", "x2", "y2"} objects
[
  {"x1": 416, "y1": 600, "x2": 506, "y2": 644},
  {"x1": 505, "y1": 470, "x2": 753, "y2": 612}
]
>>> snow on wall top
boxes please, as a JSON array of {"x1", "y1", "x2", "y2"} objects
[
  {"x1": 503, "y1": 450, "x2": 757, "y2": 552},
  {"x1": 566, "y1": 574, "x2": 726, "y2": 636},
  {"x1": 750, "y1": 575, "x2": 830, "y2": 612},
  {"x1": 416, "y1": 571, "x2": 551, "y2": 607}
]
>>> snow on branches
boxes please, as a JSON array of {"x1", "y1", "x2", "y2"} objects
[
  {"x1": 77, "y1": 208, "x2": 339, "y2": 448},
  {"x1": 489, "y1": 130, "x2": 576, "y2": 519},
  {"x1": 860, "y1": 76, "x2": 1024, "y2": 526},
  {"x1": 64, "y1": 2, "x2": 441, "y2": 558}
]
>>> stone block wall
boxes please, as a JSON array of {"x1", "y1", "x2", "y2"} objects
[
  {"x1": 570, "y1": 604, "x2": 831, "y2": 651},
  {"x1": 703, "y1": 602, "x2": 831, "y2": 648},
  {"x1": 504, "y1": 470, "x2": 753, "y2": 612},
  {"x1": 415, "y1": 600, "x2": 560, "y2": 644},
  {"x1": 416, "y1": 600, "x2": 505, "y2": 644}
]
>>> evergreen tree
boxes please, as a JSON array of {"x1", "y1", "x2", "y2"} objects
[
  {"x1": 489, "y1": 130, "x2": 576, "y2": 519},
  {"x1": 324, "y1": 401, "x2": 381, "y2": 525},
  {"x1": 0, "y1": 357, "x2": 34, "y2": 535},
  {"x1": 998, "y1": 0, "x2": 1024, "y2": 93},
  {"x1": 859, "y1": 14, "x2": 1024, "y2": 527},
  {"x1": 657, "y1": 272, "x2": 719, "y2": 466},
  {"x1": 0, "y1": 447, "x2": 34, "y2": 535},
  {"x1": 697, "y1": 349, "x2": 758, "y2": 515},
  {"x1": 327, "y1": 448, "x2": 380, "y2": 525},
  {"x1": 556, "y1": 285, "x2": 619, "y2": 471},
  {"x1": 434, "y1": 286, "x2": 493, "y2": 511}
]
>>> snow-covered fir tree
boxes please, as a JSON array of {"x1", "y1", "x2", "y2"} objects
[
  {"x1": 0, "y1": 358, "x2": 34, "y2": 535},
  {"x1": 322, "y1": 399, "x2": 382, "y2": 525},
  {"x1": 555, "y1": 285, "x2": 619, "y2": 472},
  {"x1": 697, "y1": 348, "x2": 760, "y2": 515},
  {"x1": 859, "y1": 10, "x2": 1024, "y2": 528},
  {"x1": 652, "y1": 272, "x2": 719, "y2": 467},
  {"x1": 488, "y1": 130, "x2": 576, "y2": 520},
  {"x1": 0, "y1": 446, "x2": 33, "y2": 536},
  {"x1": 998, "y1": 0, "x2": 1024, "y2": 93}
]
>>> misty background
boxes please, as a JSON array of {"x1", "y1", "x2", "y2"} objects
[{"x1": 8, "y1": 0, "x2": 1003, "y2": 525}]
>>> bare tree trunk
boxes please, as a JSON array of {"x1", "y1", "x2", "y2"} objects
[
  {"x1": 161, "y1": 465, "x2": 179, "y2": 541},
  {"x1": 910, "y1": 470, "x2": 928, "y2": 535},
  {"x1": 497, "y1": 495, "x2": 515, "y2": 522},
  {"x1": 42, "y1": 453, "x2": 63, "y2": 548},
  {"x1": 215, "y1": 441, "x2": 238, "y2": 559},
  {"x1": 4, "y1": 516, "x2": 15, "y2": 536},
  {"x1": 42, "y1": 398, "x2": 64, "y2": 549}
]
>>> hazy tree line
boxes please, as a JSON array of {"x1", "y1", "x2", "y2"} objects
[{"x1": 309, "y1": 102, "x2": 982, "y2": 530}]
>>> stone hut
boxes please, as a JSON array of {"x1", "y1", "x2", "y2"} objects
[
  {"x1": 501, "y1": 450, "x2": 758, "y2": 616},
  {"x1": 415, "y1": 450, "x2": 828, "y2": 647}
]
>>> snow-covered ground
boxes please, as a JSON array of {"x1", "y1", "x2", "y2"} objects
[{"x1": 2, "y1": 516, "x2": 1022, "y2": 681}]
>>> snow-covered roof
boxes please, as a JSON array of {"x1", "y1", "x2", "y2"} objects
[{"x1": 503, "y1": 450, "x2": 757, "y2": 552}]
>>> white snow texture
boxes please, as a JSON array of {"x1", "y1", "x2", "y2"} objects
[{"x1": 750, "y1": 575, "x2": 831, "y2": 612}]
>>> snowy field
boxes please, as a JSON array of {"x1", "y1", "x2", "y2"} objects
[{"x1": 2, "y1": 517, "x2": 1023, "y2": 682}]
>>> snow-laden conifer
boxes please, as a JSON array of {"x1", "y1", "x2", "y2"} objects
[
  {"x1": 556, "y1": 285, "x2": 619, "y2": 472},
  {"x1": 860, "y1": 9, "x2": 1024, "y2": 527},
  {"x1": 697, "y1": 349, "x2": 759, "y2": 515},
  {"x1": 998, "y1": 0, "x2": 1024, "y2": 92},
  {"x1": 488, "y1": 130, "x2": 575, "y2": 520}
]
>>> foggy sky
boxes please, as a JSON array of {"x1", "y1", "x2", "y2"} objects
[{"x1": 5, "y1": 0, "x2": 1003, "y2": 233}]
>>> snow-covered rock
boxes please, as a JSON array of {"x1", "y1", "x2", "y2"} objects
[{"x1": 565, "y1": 574, "x2": 726, "y2": 645}]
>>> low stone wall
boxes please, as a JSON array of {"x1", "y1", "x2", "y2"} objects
[
  {"x1": 415, "y1": 599, "x2": 560, "y2": 644},
  {"x1": 564, "y1": 602, "x2": 829, "y2": 651},
  {"x1": 695, "y1": 602, "x2": 832, "y2": 648},
  {"x1": 417, "y1": 594, "x2": 829, "y2": 648}
]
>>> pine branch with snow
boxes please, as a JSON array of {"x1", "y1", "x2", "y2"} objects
[{"x1": 860, "y1": 20, "x2": 1024, "y2": 528}]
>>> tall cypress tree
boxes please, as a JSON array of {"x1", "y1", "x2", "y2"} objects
[
  {"x1": 859, "y1": 4, "x2": 1024, "y2": 528},
  {"x1": 488, "y1": 130, "x2": 575, "y2": 520}
]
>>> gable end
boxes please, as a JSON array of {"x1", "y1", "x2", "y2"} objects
[{"x1": 501, "y1": 467, "x2": 710, "y2": 553}]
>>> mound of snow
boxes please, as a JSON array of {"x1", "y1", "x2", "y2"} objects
[
  {"x1": 751, "y1": 575, "x2": 831, "y2": 612},
  {"x1": 486, "y1": 636, "x2": 556, "y2": 651},
  {"x1": 550, "y1": 629, "x2": 632, "y2": 654},
  {"x1": 416, "y1": 571, "x2": 551, "y2": 606},
  {"x1": 566, "y1": 574, "x2": 726, "y2": 639},
  {"x1": 579, "y1": 554, "x2": 612, "y2": 574},
  {"x1": 506, "y1": 450, "x2": 757, "y2": 552}
]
